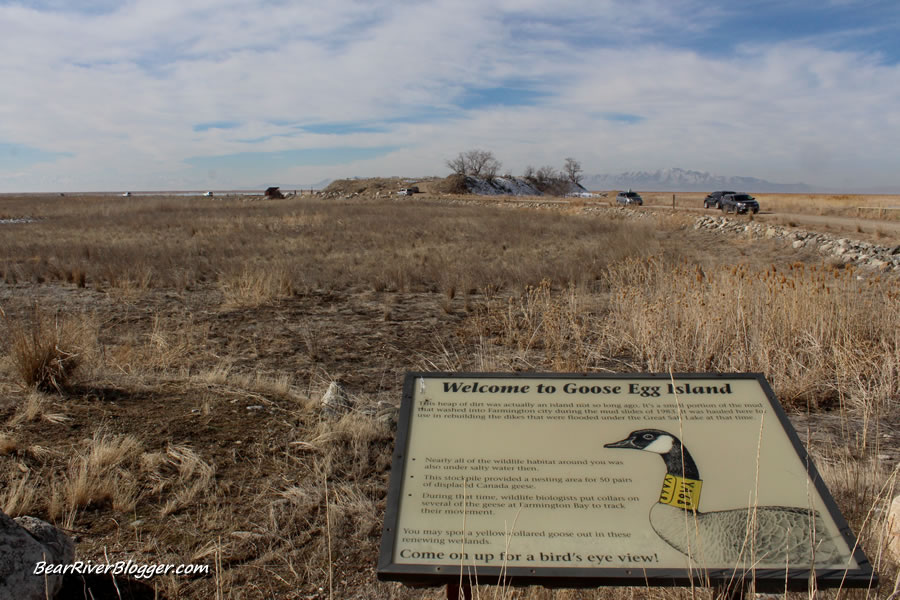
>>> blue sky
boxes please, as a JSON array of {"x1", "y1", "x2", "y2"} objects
[{"x1": 1, "y1": 0, "x2": 899, "y2": 191}]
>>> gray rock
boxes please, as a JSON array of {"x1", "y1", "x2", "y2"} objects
[
  {"x1": 891, "y1": 245, "x2": 900, "y2": 256},
  {"x1": 889, "y1": 496, "x2": 900, "y2": 564},
  {"x1": 13, "y1": 516, "x2": 75, "y2": 566},
  {"x1": 792, "y1": 240, "x2": 805, "y2": 249},
  {"x1": 2, "y1": 510, "x2": 74, "y2": 599},
  {"x1": 321, "y1": 381, "x2": 353, "y2": 417},
  {"x1": 376, "y1": 406, "x2": 399, "y2": 426}
]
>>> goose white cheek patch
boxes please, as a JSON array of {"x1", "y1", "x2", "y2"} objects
[{"x1": 644, "y1": 436, "x2": 674, "y2": 454}]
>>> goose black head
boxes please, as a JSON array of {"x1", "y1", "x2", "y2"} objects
[
  {"x1": 605, "y1": 429, "x2": 700, "y2": 479},
  {"x1": 604, "y1": 429, "x2": 678, "y2": 453}
]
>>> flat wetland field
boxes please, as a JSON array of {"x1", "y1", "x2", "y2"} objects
[
  {"x1": 629, "y1": 191, "x2": 900, "y2": 214},
  {"x1": 0, "y1": 191, "x2": 898, "y2": 599}
]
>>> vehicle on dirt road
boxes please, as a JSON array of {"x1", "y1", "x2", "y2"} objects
[
  {"x1": 616, "y1": 190, "x2": 643, "y2": 206},
  {"x1": 703, "y1": 190, "x2": 735, "y2": 209},
  {"x1": 720, "y1": 193, "x2": 759, "y2": 214}
]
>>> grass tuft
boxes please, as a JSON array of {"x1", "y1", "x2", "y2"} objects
[
  {"x1": 1, "y1": 305, "x2": 87, "y2": 393},
  {"x1": 63, "y1": 430, "x2": 144, "y2": 514}
]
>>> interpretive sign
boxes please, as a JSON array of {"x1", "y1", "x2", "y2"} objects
[{"x1": 377, "y1": 373, "x2": 876, "y2": 592}]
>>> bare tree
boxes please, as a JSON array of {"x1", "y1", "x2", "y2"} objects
[
  {"x1": 445, "y1": 149, "x2": 502, "y2": 180},
  {"x1": 446, "y1": 153, "x2": 467, "y2": 176},
  {"x1": 466, "y1": 149, "x2": 502, "y2": 180},
  {"x1": 563, "y1": 157, "x2": 583, "y2": 185},
  {"x1": 482, "y1": 157, "x2": 501, "y2": 181},
  {"x1": 523, "y1": 165, "x2": 535, "y2": 181},
  {"x1": 535, "y1": 165, "x2": 557, "y2": 185}
]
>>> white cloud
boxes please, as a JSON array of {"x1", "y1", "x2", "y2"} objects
[{"x1": 0, "y1": 0, "x2": 898, "y2": 191}]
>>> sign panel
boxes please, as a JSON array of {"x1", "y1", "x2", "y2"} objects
[{"x1": 377, "y1": 373, "x2": 876, "y2": 591}]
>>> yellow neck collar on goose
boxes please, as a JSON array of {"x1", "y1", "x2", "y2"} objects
[{"x1": 658, "y1": 473, "x2": 703, "y2": 510}]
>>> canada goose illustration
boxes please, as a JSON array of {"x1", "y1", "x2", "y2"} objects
[{"x1": 604, "y1": 429, "x2": 844, "y2": 566}]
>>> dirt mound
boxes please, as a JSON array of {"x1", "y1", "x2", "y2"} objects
[
  {"x1": 426, "y1": 174, "x2": 468, "y2": 194},
  {"x1": 321, "y1": 175, "x2": 581, "y2": 197},
  {"x1": 322, "y1": 177, "x2": 407, "y2": 196},
  {"x1": 323, "y1": 177, "x2": 454, "y2": 197}
]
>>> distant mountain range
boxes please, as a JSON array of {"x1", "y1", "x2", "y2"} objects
[{"x1": 581, "y1": 168, "x2": 813, "y2": 193}]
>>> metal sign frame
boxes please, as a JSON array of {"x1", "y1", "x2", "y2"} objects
[{"x1": 377, "y1": 372, "x2": 877, "y2": 592}]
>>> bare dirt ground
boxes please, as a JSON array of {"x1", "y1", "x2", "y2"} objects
[{"x1": 0, "y1": 190, "x2": 897, "y2": 600}]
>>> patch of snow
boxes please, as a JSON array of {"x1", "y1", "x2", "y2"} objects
[
  {"x1": 465, "y1": 176, "x2": 543, "y2": 196},
  {"x1": 0, "y1": 217, "x2": 36, "y2": 224},
  {"x1": 464, "y1": 176, "x2": 586, "y2": 197}
]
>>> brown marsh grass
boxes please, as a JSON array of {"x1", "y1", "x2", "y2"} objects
[
  {"x1": 0, "y1": 192, "x2": 897, "y2": 599},
  {"x1": 756, "y1": 193, "x2": 900, "y2": 220},
  {"x1": 634, "y1": 191, "x2": 900, "y2": 222},
  {"x1": 0, "y1": 194, "x2": 656, "y2": 294},
  {"x1": 601, "y1": 259, "x2": 899, "y2": 414}
]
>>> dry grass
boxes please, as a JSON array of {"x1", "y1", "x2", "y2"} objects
[
  {"x1": 0, "y1": 194, "x2": 658, "y2": 294},
  {"x1": 455, "y1": 258, "x2": 899, "y2": 419},
  {"x1": 7, "y1": 390, "x2": 69, "y2": 426},
  {"x1": 0, "y1": 191, "x2": 897, "y2": 599},
  {"x1": 62, "y1": 430, "x2": 144, "y2": 515},
  {"x1": 154, "y1": 444, "x2": 216, "y2": 517},
  {"x1": 601, "y1": 259, "x2": 899, "y2": 412},
  {"x1": 0, "y1": 464, "x2": 39, "y2": 516},
  {"x1": 0, "y1": 433, "x2": 16, "y2": 455},
  {"x1": 635, "y1": 191, "x2": 900, "y2": 221},
  {"x1": 1, "y1": 304, "x2": 93, "y2": 392},
  {"x1": 219, "y1": 263, "x2": 297, "y2": 307},
  {"x1": 757, "y1": 193, "x2": 900, "y2": 221}
]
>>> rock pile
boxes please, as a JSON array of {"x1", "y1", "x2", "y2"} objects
[
  {"x1": 693, "y1": 215, "x2": 900, "y2": 272},
  {"x1": 319, "y1": 191, "x2": 363, "y2": 200}
]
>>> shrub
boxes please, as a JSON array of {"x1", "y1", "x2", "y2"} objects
[{"x1": 2, "y1": 305, "x2": 83, "y2": 393}]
